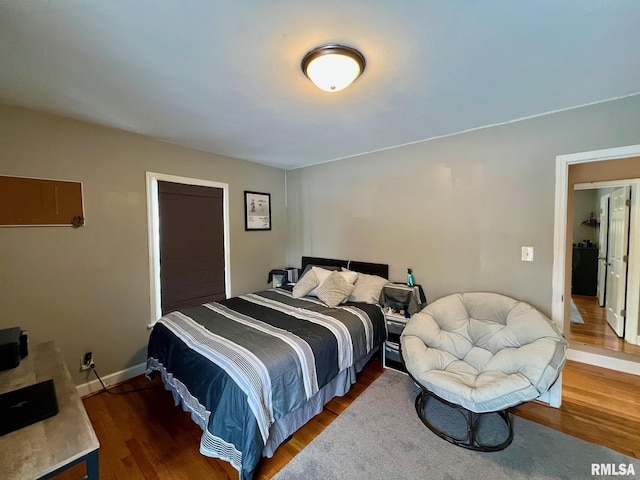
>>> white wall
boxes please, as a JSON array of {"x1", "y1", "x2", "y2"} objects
[{"x1": 286, "y1": 95, "x2": 640, "y2": 316}]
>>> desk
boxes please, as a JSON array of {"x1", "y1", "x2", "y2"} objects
[{"x1": 0, "y1": 341, "x2": 99, "y2": 480}]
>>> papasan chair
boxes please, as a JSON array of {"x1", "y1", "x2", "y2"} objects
[{"x1": 400, "y1": 292, "x2": 567, "y2": 451}]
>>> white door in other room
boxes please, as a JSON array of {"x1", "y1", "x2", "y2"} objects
[
  {"x1": 605, "y1": 186, "x2": 631, "y2": 337},
  {"x1": 597, "y1": 194, "x2": 610, "y2": 307}
]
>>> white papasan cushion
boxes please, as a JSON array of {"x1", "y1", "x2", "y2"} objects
[{"x1": 400, "y1": 292, "x2": 567, "y2": 413}]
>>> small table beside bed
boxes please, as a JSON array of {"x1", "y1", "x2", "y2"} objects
[{"x1": 146, "y1": 256, "x2": 391, "y2": 479}]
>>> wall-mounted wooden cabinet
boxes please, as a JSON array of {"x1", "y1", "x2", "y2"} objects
[{"x1": 0, "y1": 175, "x2": 84, "y2": 226}]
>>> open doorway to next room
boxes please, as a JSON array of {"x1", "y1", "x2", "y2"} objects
[{"x1": 567, "y1": 177, "x2": 640, "y2": 357}]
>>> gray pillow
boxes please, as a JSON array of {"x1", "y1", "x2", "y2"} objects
[
  {"x1": 317, "y1": 271, "x2": 355, "y2": 308},
  {"x1": 292, "y1": 270, "x2": 319, "y2": 298}
]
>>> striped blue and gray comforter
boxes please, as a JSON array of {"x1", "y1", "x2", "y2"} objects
[{"x1": 146, "y1": 288, "x2": 385, "y2": 480}]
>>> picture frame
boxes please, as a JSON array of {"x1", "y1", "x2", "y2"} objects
[{"x1": 244, "y1": 191, "x2": 271, "y2": 231}]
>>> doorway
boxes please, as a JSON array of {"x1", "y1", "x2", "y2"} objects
[
  {"x1": 553, "y1": 145, "x2": 640, "y2": 376},
  {"x1": 146, "y1": 172, "x2": 231, "y2": 327},
  {"x1": 569, "y1": 182, "x2": 640, "y2": 356}
]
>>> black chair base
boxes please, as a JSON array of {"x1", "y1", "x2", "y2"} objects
[{"x1": 413, "y1": 386, "x2": 514, "y2": 452}]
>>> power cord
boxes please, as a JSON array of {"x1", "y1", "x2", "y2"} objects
[{"x1": 90, "y1": 363, "x2": 163, "y2": 395}]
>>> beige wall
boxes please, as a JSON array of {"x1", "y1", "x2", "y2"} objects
[
  {"x1": 4, "y1": 94, "x2": 640, "y2": 386},
  {"x1": 0, "y1": 104, "x2": 286, "y2": 384},
  {"x1": 286, "y1": 95, "x2": 640, "y2": 316}
]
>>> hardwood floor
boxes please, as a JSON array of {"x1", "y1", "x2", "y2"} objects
[
  {"x1": 55, "y1": 360, "x2": 384, "y2": 480},
  {"x1": 55, "y1": 357, "x2": 640, "y2": 479},
  {"x1": 514, "y1": 359, "x2": 640, "y2": 459},
  {"x1": 569, "y1": 294, "x2": 640, "y2": 355}
]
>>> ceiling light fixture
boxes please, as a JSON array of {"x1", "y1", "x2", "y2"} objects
[{"x1": 301, "y1": 44, "x2": 366, "y2": 93}]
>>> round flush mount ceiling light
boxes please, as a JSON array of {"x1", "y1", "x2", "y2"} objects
[{"x1": 301, "y1": 44, "x2": 366, "y2": 92}]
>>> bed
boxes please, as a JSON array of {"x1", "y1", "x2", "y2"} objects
[{"x1": 146, "y1": 256, "x2": 389, "y2": 479}]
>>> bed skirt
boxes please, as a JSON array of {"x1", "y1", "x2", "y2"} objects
[{"x1": 148, "y1": 346, "x2": 379, "y2": 477}]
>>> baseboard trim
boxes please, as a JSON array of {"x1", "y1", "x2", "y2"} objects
[
  {"x1": 567, "y1": 348, "x2": 640, "y2": 376},
  {"x1": 77, "y1": 350, "x2": 638, "y2": 397},
  {"x1": 76, "y1": 362, "x2": 148, "y2": 398}
]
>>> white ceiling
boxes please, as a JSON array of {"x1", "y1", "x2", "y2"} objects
[{"x1": 1, "y1": 1, "x2": 639, "y2": 170}]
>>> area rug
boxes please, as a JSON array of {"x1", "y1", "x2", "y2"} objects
[
  {"x1": 273, "y1": 369, "x2": 637, "y2": 480},
  {"x1": 571, "y1": 298, "x2": 585, "y2": 324}
]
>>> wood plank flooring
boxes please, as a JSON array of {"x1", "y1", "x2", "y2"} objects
[
  {"x1": 53, "y1": 355, "x2": 640, "y2": 480},
  {"x1": 569, "y1": 295, "x2": 640, "y2": 355},
  {"x1": 513, "y1": 360, "x2": 640, "y2": 459}
]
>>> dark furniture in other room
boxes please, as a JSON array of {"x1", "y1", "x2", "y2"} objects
[{"x1": 572, "y1": 246, "x2": 598, "y2": 296}]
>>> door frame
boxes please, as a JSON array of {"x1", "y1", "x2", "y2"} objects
[
  {"x1": 575, "y1": 182, "x2": 637, "y2": 339},
  {"x1": 553, "y1": 144, "x2": 640, "y2": 375},
  {"x1": 145, "y1": 172, "x2": 231, "y2": 328},
  {"x1": 596, "y1": 193, "x2": 610, "y2": 307}
]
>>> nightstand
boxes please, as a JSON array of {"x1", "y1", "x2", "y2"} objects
[
  {"x1": 379, "y1": 283, "x2": 426, "y2": 317},
  {"x1": 267, "y1": 268, "x2": 299, "y2": 288},
  {"x1": 379, "y1": 283, "x2": 427, "y2": 373},
  {"x1": 383, "y1": 312, "x2": 408, "y2": 372}
]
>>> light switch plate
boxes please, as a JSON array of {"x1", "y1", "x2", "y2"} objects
[{"x1": 521, "y1": 246, "x2": 534, "y2": 262}]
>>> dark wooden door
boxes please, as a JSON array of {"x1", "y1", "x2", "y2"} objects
[{"x1": 158, "y1": 181, "x2": 225, "y2": 314}]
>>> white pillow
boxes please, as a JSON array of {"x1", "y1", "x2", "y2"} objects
[
  {"x1": 308, "y1": 266, "x2": 358, "y2": 297},
  {"x1": 311, "y1": 266, "x2": 334, "y2": 285},
  {"x1": 317, "y1": 271, "x2": 356, "y2": 308},
  {"x1": 347, "y1": 271, "x2": 390, "y2": 303},
  {"x1": 339, "y1": 268, "x2": 358, "y2": 285}
]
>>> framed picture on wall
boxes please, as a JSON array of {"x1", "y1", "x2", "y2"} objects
[{"x1": 244, "y1": 191, "x2": 271, "y2": 231}]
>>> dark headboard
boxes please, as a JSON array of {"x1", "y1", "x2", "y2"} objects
[{"x1": 301, "y1": 256, "x2": 389, "y2": 279}]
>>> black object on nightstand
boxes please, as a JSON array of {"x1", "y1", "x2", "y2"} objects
[
  {"x1": 267, "y1": 268, "x2": 299, "y2": 288},
  {"x1": 0, "y1": 327, "x2": 28, "y2": 371}
]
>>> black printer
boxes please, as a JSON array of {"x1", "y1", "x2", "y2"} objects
[{"x1": 0, "y1": 327, "x2": 28, "y2": 371}]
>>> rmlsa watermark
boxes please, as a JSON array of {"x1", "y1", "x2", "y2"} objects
[{"x1": 591, "y1": 463, "x2": 636, "y2": 476}]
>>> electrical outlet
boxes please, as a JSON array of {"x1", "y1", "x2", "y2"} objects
[
  {"x1": 521, "y1": 246, "x2": 534, "y2": 262},
  {"x1": 80, "y1": 351, "x2": 93, "y2": 371}
]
